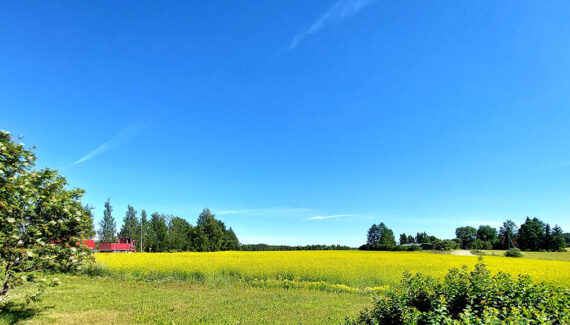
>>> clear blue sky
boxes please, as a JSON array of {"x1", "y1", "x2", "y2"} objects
[{"x1": 2, "y1": 1, "x2": 570, "y2": 246}]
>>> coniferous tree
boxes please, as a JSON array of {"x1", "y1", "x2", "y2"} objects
[
  {"x1": 119, "y1": 205, "x2": 139, "y2": 243},
  {"x1": 551, "y1": 225, "x2": 566, "y2": 252},
  {"x1": 399, "y1": 233, "x2": 408, "y2": 245},
  {"x1": 83, "y1": 204, "x2": 96, "y2": 238},
  {"x1": 98, "y1": 198, "x2": 116, "y2": 242},
  {"x1": 140, "y1": 209, "x2": 149, "y2": 252},
  {"x1": 544, "y1": 224, "x2": 552, "y2": 250}
]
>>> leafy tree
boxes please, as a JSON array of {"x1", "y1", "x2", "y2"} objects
[
  {"x1": 455, "y1": 226, "x2": 477, "y2": 249},
  {"x1": 476, "y1": 225, "x2": 497, "y2": 242},
  {"x1": 98, "y1": 198, "x2": 116, "y2": 242},
  {"x1": 415, "y1": 232, "x2": 430, "y2": 244},
  {"x1": 365, "y1": 223, "x2": 396, "y2": 247},
  {"x1": 221, "y1": 227, "x2": 240, "y2": 250},
  {"x1": 82, "y1": 204, "x2": 96, "y2": 238},
  {"x1": 167, "y1": 217, "x2": 193, "y2": 251},
  {"x1": 0, "y1": 130, "x2": 93, "y2": 301},
  {"x1": 119, "y1": 205, "x2": 139, "y2": 248},
  {"x1": 366, "y1": 224, "x2": 380, "y2": 246},
  {"x1": 399, "y1": 233, "x2": 408, "y2": 245},
  {"x1": 518, "y1": 217, "x2": 545, "y2": 251},
  {"x1": 407, "y1": 234, "x2": 414, "y2": 243},
  {"x1": 148, "y1": 213, "x2": 168, "y2": 252},
  {"x1": 193, "y1": 208, "x2": 223, "y2": 252},
  {"x1": 498, "y1": 219, "x2": 518, "y2": 249}
]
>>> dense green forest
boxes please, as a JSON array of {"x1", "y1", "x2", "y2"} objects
[
  {"x1": 97, "y1": 201, "x2": 239, "y2": 252},
  {"x1": 361, "y1": 218, "x2": 567, "y2": 252}
]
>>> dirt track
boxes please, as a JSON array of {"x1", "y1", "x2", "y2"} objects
[{"x1": 451, "y1": 250, "x2": 475, "y2": 256}]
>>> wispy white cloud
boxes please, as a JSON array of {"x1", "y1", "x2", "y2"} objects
[
  {"x1": 217, "y1": 208, "x2": 314, "y2": 217},
  {"x1": 305, "y1": 213, "x2": 362, "y2": 221},
  {"x1": 70, "y1": 122, "x2": 148, "y2": 166},
  {"x1": 290, "y1": 0, "x2": 379, "y2": 49}
]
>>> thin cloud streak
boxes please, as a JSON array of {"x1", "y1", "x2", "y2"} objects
[
  {"x1": 217, "y1": 208, "x2": 314, "y2": 216},
  {"x1": 290, "y1": 0, "x2": 379, "y2": 49},
  {"x1": 70, "y1": 122, "x2": 148, "y2": 166},
  {"x1": 305, "y1": 213, "x2": 362, "y2": 221}
]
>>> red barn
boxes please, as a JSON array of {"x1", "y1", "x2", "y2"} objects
[{"x1": 98, "y1": 238, "x2": 136, "y2": 253}]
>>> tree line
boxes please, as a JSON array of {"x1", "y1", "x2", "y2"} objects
[
  {"x1": 362, "y1": 217, "x2": 567, "y2": 252},
  {"x1": 97, "y1": 199, "x2": 239, "y2": 252},
  {"x1": 455, "y1": 218, "x2": 566, "y2": 251},
  {"x1": 240, "y1": 244, "x2": 352, "y2": 251}
]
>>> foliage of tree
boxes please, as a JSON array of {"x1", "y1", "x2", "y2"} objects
[
  {"x1": 415, "y1": 232, "x2": 430, "y2": 244},
  {"x1": 240, "y1": 244, "x2": 351, "y2": 251},
  {"x1": 221, "y1": 226, "x2": 240, "y2": 251},
  {"x1": 193, "y1": 209, "x2": 224, "y2": 252},
  {"x1": 140, "y1": 209, "x2": 149, "y2": 252},
  {"x1": 550, "y1": 225, "x2": 566, "y2": 252},
  {"x1": 82, "y1": 204, "x2": 96, "y2": 238},
  {"x1": 98, "y1": 198, "x2": 116, "y2": 243},
  {"x1": 119, "y1": 205, "x2": 139, "y2": 249},
  {"x1": 347, "y1": 259, "x2": 570, "y2": 324},
  {"x1": 518, "y1": 217, "x2": 545, "y2": 251},
  {"x1": 366, "y1": 223, "x2": 396, "y2": 247},
  {"x1": 148, "y1": 213, "x2": 168, "y2": 252},
  {"x1": 0, "y1": 131, "x2": 93, "y2": 302},
  {"x1": 399, "y1": 233, "x2": 408, "y2": 245},
  {"x1": 498, "y1": 220, "x2": 518, "y2": 249},
  {"x1": 476, "y1": 225, "x2": 497, "y2": 243},
  {"x1": 167, "y1": 217, "x2": 193, "y2": 251},
  {"x1": 455, "y1": 226, "x2": 477, "y2": 249}
]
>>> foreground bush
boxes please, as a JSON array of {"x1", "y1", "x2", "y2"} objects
[
  {"x1": 504, "y1": 248, "x2": 523, "y2": 257},
  {"x1": 348, "y1": 259, "x2": 570, "y2": 324}
]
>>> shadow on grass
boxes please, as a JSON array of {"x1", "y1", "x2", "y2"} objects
[{"x1": 0, "y1": 302, "x2": 53, "y2": 325}]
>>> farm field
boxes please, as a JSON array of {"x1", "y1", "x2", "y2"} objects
[
  {"x1": 475, "y1": 249, "x2": 570, "y2": 262},
  {"x1": 4, "y1": 250, "x2": 570, "y2": 324},
  {"x1": 95, "y1": 250, "x2": 570, "y2": 288}
]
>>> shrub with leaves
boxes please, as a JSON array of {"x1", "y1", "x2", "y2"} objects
[
  {"x1": 347, "y1": 258, "x2": 570, "y2": 324},
  {"x1": 0, "y1": 130, "x2": 93, "y2": 304},
  {"x1": 505, "y1": 248, "x2": 523, "y2": 258}
]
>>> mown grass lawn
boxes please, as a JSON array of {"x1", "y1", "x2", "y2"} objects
[{"x1": 3, "y1": 276, "x2": 371, "y2": 325}]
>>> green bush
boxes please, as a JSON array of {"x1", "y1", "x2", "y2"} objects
[
  {"x1": 347, "y1": 259, "x2": 570, "y2": 324},
  {"x1": 505, "y1": 248, "x2": 523, "y2": 257}
]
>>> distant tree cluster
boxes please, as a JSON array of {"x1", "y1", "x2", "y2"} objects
[
  {"x1": 361, "y1": 217, "x2": 566, "y2": 252},
  {"x1": 97, "y1": 202, "x2": 239, "y2": 252},
  {"x1": 453, "y1": 218, "x2": 566, "y2": 251},
  {"x1": 240, "y1": 244, "x2": 351, "y2": 251}
]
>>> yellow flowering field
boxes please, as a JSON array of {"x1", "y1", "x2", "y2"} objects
[{"x1": 95, "y1": 251, "x2": 570, "y2": 290}]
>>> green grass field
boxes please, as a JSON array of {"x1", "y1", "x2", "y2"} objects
[
  {"x1": 3, "y1": 277, "x2": 370, "y2": 324},
  {"x1": 3, "y1": 250, "x2": 569, "y2": 324},
  {"x1": 474, "y1": 249, "x2": 570, "y2": 262}
]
